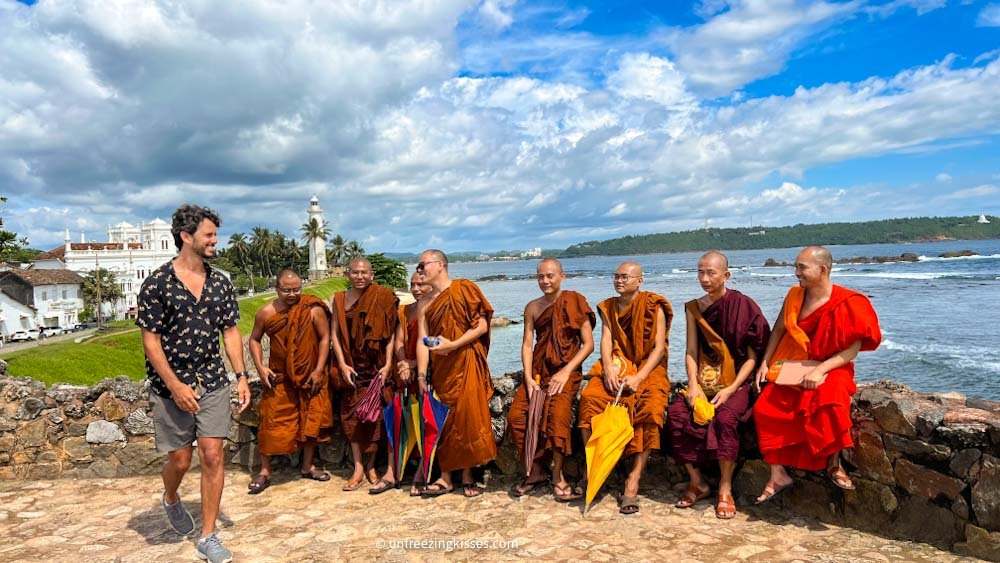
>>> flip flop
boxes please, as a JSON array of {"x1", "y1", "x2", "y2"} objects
[
  {"x1": 675, "y1": 483, "x2": 711, "y2": 508},
  {"x1": 510, "y1": 478, "x2": 547, "y2": 497},
  {"x1": 716, "y1": 493, "x2": 737, "y2": 519},
  {"x1": 754, "y1": 479, "x2": 793, "y2": 505},
  {"x1": 827, "y1": 465, "x2": 856, "y2": 490},
  {"x1": 462, "y1": 482, "x2": 483, "y2": 498},
  {"x1": 247, "y1": 474, "x2": 270, "y2": 495},
  {"x1": 300, "y1": 468, "x2": 331, "y2": 482},
  {"x1": 409, "y1": 481, "x2": 426, "y2": 497},
  {"x1": 369, "y1": 478, "x2": 398, "y2": 495},
  {"x1": 420, "y1": 482, "x2": 454, "y2": 497},
  {"x1": 619, "y1": 495, "x2": 640, "y2": 515},
  {"x1": 553, "y1": 483, "x2": 583, "y2": 503},
  {"x1": 342, "y1": 477, "x2": 365, "y2": 492}
]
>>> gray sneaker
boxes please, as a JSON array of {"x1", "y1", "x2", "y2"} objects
[
  {"x1": 161, "y1": 492, "x2": 195, "y2": 536},
  {"x1": 196, "y1": 533, "x2": 233, "y2": 563}
]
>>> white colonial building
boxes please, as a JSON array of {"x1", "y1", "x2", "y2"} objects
[
  {"x1": 31, "y1": 220, "x2": 177, "y2": 319},
  {"x1": 0, "y1": 267, "x2": 85, "y2": 338}
]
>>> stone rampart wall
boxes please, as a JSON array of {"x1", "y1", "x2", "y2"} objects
[{"x1": 0, "y1": 361, "x2": 997, "y2": 559}]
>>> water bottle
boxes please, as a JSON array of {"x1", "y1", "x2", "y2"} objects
[{"x1": 423, "y1": 336, "x2": 441, "y2": 348}]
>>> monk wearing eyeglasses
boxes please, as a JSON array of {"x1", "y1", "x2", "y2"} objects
[
  {"x1": 577, "y1": 261, "x2": 673, "y2": 515},
  {"x1": 330, "y1": 257, "x2": 399, "y2": 492},
  {"x1": 415, "y1": 249, "x2": 497, "y2": 498}
]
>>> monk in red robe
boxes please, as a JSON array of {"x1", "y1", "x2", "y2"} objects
[
  {"x1": 330, "y1": 257, "x2": 399, "y2": 492},
  {"x1": 416, "y1": 249, "x2": 498, "y2": 498},
  {"x1": 578, "y1": 261, "x2": 673, "y2": 515},
  {"x1": 668, "y1": 252, "x2": 770, "y2": 518},
  {"x1": 508, "y1": 258, "x2": 595, "y2": 501},
  {"x1": 753, "y1": 246, "x2": 881, "y2": 503},
  {"x1": 383, "y1": 272, "x2": 430, "y2": 496},
  {"x1": 247, "y1": 270, "x2": 333, "y2": 494}
]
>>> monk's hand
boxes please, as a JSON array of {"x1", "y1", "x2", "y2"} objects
[
  {"x1": 237, "y1": 377, "x2": 251, "y2": 413},
  {"x1": 260, "y1": 368, "x2": 276, "y2": 391},
  {"x1": 306, "y1": 369, "x2": 324, "y2": 395},
  {"x1": 377, "y1": 364, "x2": 392, "y2": 384},
  {"x1": 168, "y1": 382, "x2": 201, "y2": 414},
  {"x1": 397, "y1": 363, "x2": 412, "y2": 383},
  {"x1": 430, "y1": 336, "x2": 455, "y2": 356},
  {"x1": 340, "y1": 363, "x2": 357, "y2": 389},
  {"x1": 801, "y1": 368, "x2": 827, "y2": 390},
  {"x1": 710, "y1": 385, "x2": 734, "y2": 407},
  {"x1": 621, "y1": 375, "x2": 642, "y2": 394},
  {"x1": 686, "y1": 383, "x2": 706, "y2": 407},
  {"x1": 417, "y1": 375, "x2": 429, "y2": 396},
  {"x1": 604, "y1": 371, "x2": 620, "y2": 395},
  {"x1": 548, "y1": 369, "x2": 570, "y2": 397},
  {"x1": 754, "y1": 363, "x2": 770, "y2": 391}
]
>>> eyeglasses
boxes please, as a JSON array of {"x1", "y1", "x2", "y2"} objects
[
  {"x1": 612, "y1": 274, "x2": 639, "y2": 282},
  {"x1": 415, "y1": 260, "x2": 442, "y2": 272},
  {"x1": 277, "y1": 287, "x2": 302, "y2": 294}
]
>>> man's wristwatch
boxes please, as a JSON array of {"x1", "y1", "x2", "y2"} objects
[{"x1": 235, "y1": 370, "x2": 250, "y2": 380}]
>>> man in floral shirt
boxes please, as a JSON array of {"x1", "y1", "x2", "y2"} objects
[{"x1": 137, "y1": 204, "x2": 250, "y2": 563}]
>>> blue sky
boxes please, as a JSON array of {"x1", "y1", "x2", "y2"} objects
[{"x1": 2, "y1": 0, "x2": 999, "y2": 252}]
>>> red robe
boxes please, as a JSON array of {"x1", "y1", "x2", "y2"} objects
[{"x1": 753, "y1": 285, "x2": 881, "y2": 471}]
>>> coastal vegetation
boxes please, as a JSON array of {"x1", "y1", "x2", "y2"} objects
[{"x1": 562, "y1": 216, "x2": 1000, "y2": 257}]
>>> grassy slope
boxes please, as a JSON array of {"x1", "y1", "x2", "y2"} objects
[{"x1": 1, "y1": 277, "x2": 348, "y2": 387}]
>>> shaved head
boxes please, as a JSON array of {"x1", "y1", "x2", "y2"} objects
[
  {"x1": 800, "y1": 246, "x2": 833, "y2": 270},
  {"x1": 618, "y1": 261, "x2": 643, "y2": 276},
  {"x1": 276, "y1": 269, "x2": 301, "y2": 285},
  {"x1": 349, "y1": 257, "x2": 372, "y2": 271},
  {"x1": 700, "y1": 251, "x2": 729, "y2": 271},
  {"x1": 538, "y1": 258, "x2": 563, "y2": 273},
  {"x1": 422, "y1": 249, "x2": 448, "y2": 268}
]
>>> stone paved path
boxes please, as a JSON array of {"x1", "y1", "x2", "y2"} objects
[{"x1": 0, "y1": 470, "x2": 983, "y2": 562}]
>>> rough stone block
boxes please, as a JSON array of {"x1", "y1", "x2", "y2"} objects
[
  {"x1": 62, "y1": 436, "x2": 92, "y2": 462},
  {"x1": 317, "y1": 440, "x2": 348, "y2": 468},
  {"x1": 86, "y1": 420, "x2": 125, "y2": 444},
  {"x1": 492, "y1": 416, "x2": 506, "y2": 444},
  {"x1": 872, "y1": 399, "x2": 918, "y2": 436},
  {"x1": 15, "y1": 397, "x2": 45, "y2": 420},
  {"x1": 0, "y1": 433, "x2": 15, "y2": 453},
  {"x1": 733, "y1": 459, "x2": 771, "y2": 506},
  {"x1": 20, "y1": 418, "x2": 48, "y2": 448},
  {"x1": 488, "y1": 395, "x2": 504, "y2": 416},
  {"x1": 230, "y1": 442, "x2": 259, "y2": 469},
  {"x1": 894, "y1": 458, "x2": 965, "y2": 501},
  {"x1": 916, "y1": 409, "x2": 946, "y2": 437},
  {"x1": 850, "y1": 429, "x2": 895, "y2": 485},
  {"x1": 66, "y1": 421, "x2": 89, "y2": 437},
  {"x1": 894, "y1": 495, "x2": 960, "y2": 549},
  {"x1": 25, "y1": 462, "x2": 62, "y2": 480},
  {"x1": 0, "y1": 416, "x2": 15, "y2": 432},
  {"x1": 950, "y1": 448, "x2": 982, "y2": 480},
  {"x1": 972, "y1": 455, "x2": 1000, "y2": 531},
  {"x1": 228, "y1": 422, "x2": 256, "y2": 445},
  {"x1": 844, "y1": 478, "x2": 898, "y2": 531},
  {"x1": 882, "y1": 433, "x2": 951, "y2": 462},
  {"x1": 115, "y1": 439, "x2": 165, "y2": 474},
  {"x1": 124, "y1": 409, "x2": 154, "y2": 435},
  {"x1": 786, "y1": 478, "x2": 840, "y2": 523},
  {"x1": 956, "y1": 524, "x2": 1000, "y2": 562},
  {"x1": 36, "y1": 450, "x2": 59, "y2": 463},
  {"x1": 87, "y1": 459, "x2": 120, "y2": 479},
  {"x1": 936, "y1": 423, "x2": 991, "y2": 449},
  {"x1": 94, "y1": 392, "x2": 130, "y2": 421},
  {"x1": 953, "y1": 494, "x2": 970, "y2": 520}
]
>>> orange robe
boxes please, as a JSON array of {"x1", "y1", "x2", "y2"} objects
[
  {"x1": 753, "y1": 285, "x2": 881, "y2": 471},
  {"x1": 425, "y1": 279, "x2": 498, "y2": 472},
  {"x1": 508, "y1": 291, "x2": 594, "y2": 464},
  {"x1": 331, "y1": 284, "x2": 399, "y2": 453},
  {"x1": 258, "y1": 294, "x2": 334, "y2": 456},
  {"x1": 393, "y1": 303, "x2": 420, "y2": 393},
  {"x1": 578, "y1": 291, "x2": 674, "y2": 456}
]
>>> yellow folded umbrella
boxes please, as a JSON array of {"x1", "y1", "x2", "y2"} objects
[
  {"x1": 584, "y1": 385, "x2": 634, "y2": 515},
  {"x1": 692, "y1": 396, "x2": 715, "y2": 426}
]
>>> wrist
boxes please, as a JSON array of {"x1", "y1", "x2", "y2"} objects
[{"x1": 234, "y1": 370, "x2": 250, "y2": 380}]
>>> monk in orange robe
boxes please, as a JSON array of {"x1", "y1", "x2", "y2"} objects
[
  {"x1": 578, "y1": 261, "x2": 673, "y2": 515},
  {"x1": 382, "y1": 272, "x2": 430, "y2": 496},
  {"x1": 247, "y1": 269, "x2": 333, "y2": 494},
  {"x1": 330, "y1": 257, "x2": 399, "y2": 492},
  {"x1": 508, "y1": 258, "x2": 595, "y2": 501},
  {"x1": 415, "y1": 249, "x2": 498, "y2": 498},
  {"x1": 753, "y1": 246, "x2": 881, "y2": 503}
]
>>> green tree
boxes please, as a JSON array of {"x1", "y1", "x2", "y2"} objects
[
  {"x1": 227, "y1": 232, "x2": 253, "y2": 279},
  {"x1": 328, "y1": 234, "x2": 347, "y2": 267},
  {"x1": 300, "y1": 218, "x2": 331, "y2": 245},
  {"x1": 367, "y1": 253, "x2": 408, "y2": 289},
  {"x1": 82, "y1": 268, "x2": 124, "y2": 324},
  {"x1": 250, "y1": 226, "x2": 276, "y2": 278},
  {"x1": 0, "y1": 195, "x2": 30, "y2": 263},
  {"x1": 346, "y1": 240, "x2": 365, "y2": 262}
]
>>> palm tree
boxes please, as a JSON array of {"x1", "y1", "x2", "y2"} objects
[
  {"x1": 345, "y1": 240, "x2": 365, "y2": 262},
  {"x1": 250, "y1": 226, "x2": 277, "y2": 278},
  {"x1": 228, "y1": 232, "x2": 253, "y2": 278},
  {"x1": 328, "y1": 234, "x2": 347, "y2": 267},
  {"x1": 300, "y1": 218, "x2": 331, "y2": 245}
]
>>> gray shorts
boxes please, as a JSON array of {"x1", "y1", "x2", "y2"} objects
[{"x1": 149, "y1": 385, "x2": 232, "y2": 453}]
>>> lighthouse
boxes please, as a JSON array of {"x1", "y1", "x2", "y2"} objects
[{"x1": 307, "y1": 195, "x2": 328, "y2": 280}]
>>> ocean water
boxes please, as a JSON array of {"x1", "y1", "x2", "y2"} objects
[{"x1": 424, "y1": 240, "x2": 1000, "y2": 401}]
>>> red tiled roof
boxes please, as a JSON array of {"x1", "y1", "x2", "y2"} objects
[
  {"x1": 1, "y1": 267, "x2": 84, "y2": 286},
  {"x1": 34, "y1": 242, "x2": 144, "y2": 261}
]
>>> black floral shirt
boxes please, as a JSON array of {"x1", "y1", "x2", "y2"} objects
[{"x1": 136, "y1": 260, "x2": 240, "y2": 399}]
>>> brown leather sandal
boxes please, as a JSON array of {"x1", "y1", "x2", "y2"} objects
[
  {"x1": 675, "y1": 483, "x2": 711, "y2": 508},
  {"x1": 827, "y1": 465, "x2": 855, "y2": 490},
  {"x1": 716, "y1": 493, "x2": 737, "y2": 519}
]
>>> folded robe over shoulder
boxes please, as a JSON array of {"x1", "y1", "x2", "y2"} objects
[
  {"x1": 426, "y1": 279, "x2": 498, "y2": 473},
  {"x1": 668, "y1": 289, "x2": 770, "y2": 464},
  {"x1": 258, "y1": 294, "x2": 334, "y2": 456},
  {"x1": 578, "y1": 291, "x2": 673, "y2": 457},
  {"x1": 332, "y1": 284, "x2": 399, "y2": 453},
  {"x1": 753, "y1": 285, "x2": 881, "y2": 471},
  {"x1": 508, "y1": 291, "x2": 595, "y2": 463}
]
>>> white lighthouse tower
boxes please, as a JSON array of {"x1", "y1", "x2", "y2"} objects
[{"x1": 307, "y1": 195, "x2": 328, "y2": 280}]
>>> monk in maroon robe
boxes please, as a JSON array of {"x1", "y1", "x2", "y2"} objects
[
  {"x1": 753, "y1": 246, "x2": 881, "y2": 503},
  {"x1": 668, "y1": 252, "x2": 769, "y2": 518}
]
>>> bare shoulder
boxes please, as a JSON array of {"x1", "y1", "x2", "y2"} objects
[{"x1": 524, "y1": 297, "x2": 545, "y2": 319}]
